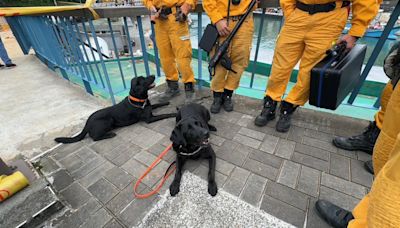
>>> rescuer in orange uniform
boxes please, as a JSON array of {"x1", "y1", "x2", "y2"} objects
[
  {"x1": 144, "y1": 0, "x2": 196, "y2": 102},
  {"x1": 203, "y1": 0, "x2": 255, "y2": 113},
  {"x1": 254, "y1": 0, "x2": 381, "y2": 133}
]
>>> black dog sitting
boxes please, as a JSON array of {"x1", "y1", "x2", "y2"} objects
[
  {"x1": 55, "y1": 75, "x2": 176, "y2": 143},
  {"x1": 169, "y1": 103, "x2": 218, "y2": 196}
]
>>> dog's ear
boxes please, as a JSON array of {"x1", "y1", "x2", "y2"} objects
[{"x1": 170, "y1": 125, "x2": 186, "y2": 147}]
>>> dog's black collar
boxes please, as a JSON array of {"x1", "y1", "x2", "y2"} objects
[{"x1": 127, "y1": 97, "x2": 147, "y2": 109}]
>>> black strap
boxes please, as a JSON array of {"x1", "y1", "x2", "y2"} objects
[{"x1": 296, "y1": 1, "x2": 349, "y2": 15}]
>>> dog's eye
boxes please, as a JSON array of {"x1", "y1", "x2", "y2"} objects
[{"x1": 194, "y1": 121, "x2": 199, "y2": 126}]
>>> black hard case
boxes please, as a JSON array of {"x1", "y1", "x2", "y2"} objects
[{"x1": 309, "y1": 44, "x2": 367, "y2": 110}]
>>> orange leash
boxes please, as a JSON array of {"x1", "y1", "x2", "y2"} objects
[{"x1": 134, "y1": 144, "x2": 176, "y2": 199}]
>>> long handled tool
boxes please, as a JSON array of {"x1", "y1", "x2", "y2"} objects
[{"x1": 208, "y1": 0, "x2": 257, "y2": 76}]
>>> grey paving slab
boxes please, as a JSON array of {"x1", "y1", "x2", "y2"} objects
[
  {"x1": 215, "y1": 141, "x2": 248, "y2": 166},
  {"x1": 130, "y1": 127, "x2": 165, "y2": 149},
  {"x1": 260, "y1": 195, "x2": 306, "y2": 228},
  {"x1": 233, "y1": 133, "x2": 262, "y2": 149},
  {"x1": 297, "y1": 166, "x2": 320, "y2": 197},
  {"x1": 212, "y1": 120, "x2": 241, "y2": 140},
  {"x1": 104, "y1": 166, "x2": 134, "y2": 190},
  {"x1": 76, "y1": 146, "x2": 101, "y2": 161},
  {"x1": 223, "y1": 167, "x2": 251, "y2": 196},
  {"x1": 274, "y1": 139, "x2": 296, "y2": 159},
  {"x1": 321, "y1": 173, "x2": 367, "y2": 199},
  {"x1": 201, "y1": 157, "x2": 235, "y2": 176},
  {"x1": 240, "y1": 173, "x2": 268, "y2": 207},
  {"x1": 249, "y1": 149, "x2": 283, "y2": 169},
  {"x1": 88, "y1": 178, "x2": 119, "y2": 204},
  {"x1": 319, "y1": 186, "x2": 360, "y2": 212},
  {"x1": 58, "y1": 154, "x2": 84, "y2": 174},
  {"x1": 238, "y1": 127, "x2": 266, "y2": 141},
  {"x1": 336, "y1": 148, "x2": 358, "y2": 159},
  {"x1": 265, "y1": 181, "x2": 309, "y2": 211},
  {"x1": 106, "y1": 181, "x2": 138, "y2": 215},
  {"x1": 39, "y1": 157, "x2": 60, "y2": 175},
  {"x1": 350, "y1": 159, "x2": 373, "y2": 188},
  {"x1": 78, "y1": 161, "x2": 115, "y2": 188},
  {"x1": 294, "y1": 143, "x2": 330, "y2": 161},
  {"x1": 193, "y1": 165, "x2": 228, "y2": 186},
  {"x1": 237, "y1": 114, "x2": 254, "y2": 127},
  {"x1": 79, "y1": 208, "x2": 113, "y2": 228},
  {"x1": 52, "y1": 142, "x2": 85, "y2": 161},
  {"x1": 148, "y1": 143, "x2": 175, "y2": 162},
  {"x1": 50, "y1": 169, "x2": 74, "y2": 192},
  {"x1": 291, "y1": 120, "x2": 319, "y2": 131},
  {"x1": 60, "y1": 182, "x2": 92, "y2": 209},
  {"x1": 304, "y1": 128, "x2": 334, "y2": 142},
  {"x1": 277, "y1": 160, "x2": 301, "y2": 189},
  {"x1": 70, "y1": 155, "x2": 106, "y2": 179},
  {"x1": 259, "y1": 134, "x2": 280, "y2": 154},
  {"x1": 118, "y1": 190, "x2": 160, "y2": 227},
  {"x1": 357, "y1": 151, "x2": 372, "y2": 162},
  {"x1": 287, "y1": 126, "x2": 306, "y2": 143},
  {"x1": 103, "y1": 219, "x2": 124, "y2": 228},
  {"x1": 303, "y1": 136, "x2": 337, "y2": 153},
  {"x1": 209, "y1": 134, "x2": 226, "y2": 146},
  {"x1": 292, "y1": 152, "x2": 329, "y2": 172},
  {"x1": 330, "y1": 153, "x2": 350, "y2": 180},
  {"x1": 55, "y1": 199, "x2": 101, "y2": 228},
  {"x1": 242, "y1": 158, "x2": 279, "y2": 181},
  {"x1": 122, "y1": 157, "x2": 169, "y2": 188},
  {"x1": 134, "y1": 150, "x2": 159, "y2": 166}
]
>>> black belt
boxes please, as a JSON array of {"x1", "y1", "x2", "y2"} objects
[
  {"x1": 296, "y1": 1, "x2": 350, "y2": 15},
  {"x1": 157, "y1": 6, "x2": 180, "y2": 16}
]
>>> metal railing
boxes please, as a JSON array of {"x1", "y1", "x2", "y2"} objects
[{"x1": 5, "y1": 1, "x2": 397, "y2": 108}]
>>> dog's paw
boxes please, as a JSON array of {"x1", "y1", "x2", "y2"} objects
[
  {"x1": 208, "y1": 181, "x2": 218, "y2": 196},
  {"x1": 169, "y1": 181, "x2": 180, "y2": 196}
]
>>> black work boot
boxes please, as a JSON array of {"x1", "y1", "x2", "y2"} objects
[
  {"x1": 184, "y1": 82, "x2": 195, "y2": 103},
  {"x1": 364, "y1": 160, "x2": 374, "y2": 175},
  {"x1": 332, "y1": 121, "x2": 380, "y2": 154},
  {"x1": 210, "y1": 92, "x2": 223, "y2": 114},
  {"x1": 158, "y1": 80, "x2": 180, "y2": 102},
  {"x1": 276, "y1": 101, "x2": 297, "y2": 133},
  {"x1": 222, "y1": 89, "x2": 234, "y2": 112},
  {"x1": 315, "y1": 200, "x2": 354, "y2": 228},
  {"x1": 254, "y1": 96, "x2": 277, "y2": 126}
]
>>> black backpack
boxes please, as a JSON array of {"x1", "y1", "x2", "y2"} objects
[{"x1": 383, "y1": 42, "x2": 400, "y2": 87}]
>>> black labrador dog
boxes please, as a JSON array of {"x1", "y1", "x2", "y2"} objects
[
  {"x1": 169, "y1": 103, "x2": 218, "y2": 196},
  {"x1": 55, "y1": 75, "x2": 176, "y2": 143}
]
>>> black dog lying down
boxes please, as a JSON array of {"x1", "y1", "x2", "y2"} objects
[
  {"x1": 55, "y1": 76, "x2": 176, "y2": 143},
  {"x1": 169, "y1": 103, "x2": 218, "y2": 196}
]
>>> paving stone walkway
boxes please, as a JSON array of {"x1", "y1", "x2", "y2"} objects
[{"x1": 37, "y1": 86, "x2": 373, "y2": 228}]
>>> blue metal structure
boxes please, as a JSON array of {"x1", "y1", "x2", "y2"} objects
[{"x1": 5, "y1": 4, "x2": 393, "y2": 109}]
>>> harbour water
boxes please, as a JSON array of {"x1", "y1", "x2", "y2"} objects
[{"x1": 189, "y1": 14, "x2": 395, "y2": 83}]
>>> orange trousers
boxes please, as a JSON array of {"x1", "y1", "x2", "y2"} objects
[
  {"x1": 265, "y1": 7, "x2": 348, "y2": 105},
  {"x1": 374, "y1": 81, "x2": 393, "y2": 129},
  {"x1": 155, "y1": 14, "x2": 195, "y2": 83},
  {"x1": 210, "y1": 16, "x2": 254, "y2": 92}
]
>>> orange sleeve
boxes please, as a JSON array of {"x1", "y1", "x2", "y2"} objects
[
  {"x1": 203, "y1": 0, "x2": 224, "y2": 24},
  {"x1": 348, "y1": 0, "x2": 382, "y2": 37}
]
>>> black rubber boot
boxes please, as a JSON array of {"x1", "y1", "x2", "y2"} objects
[
  {"x1": 276, "y1": 101, "x2": 297, "y2": 133},
  {"x1": 210, "y1": 92, "x2": 223, "y2": 114},
  {"x1": 5, "y1": 63, "x2": 16, "y2": 68},
  {"x1": 158, "y1": 80, "x2": 180, "y2": 102},
  {"x1": 315, "y1": 200, "x2": 354, "y2": 228},
  {"x1": 184, "y1": 82, "x2": 195, "y2": 103},
  {"x1": 332, "y1": 121, "x2": 380, "y2": 154},
  {"x1": 254, "y1": 96, "x2": 277, "y2": 126},
  {"x1": 222, "y1": 89, "x2": 234, "y2": 112},
  {"x1": 364, "y1": 160, "x2": 374, "y2": 175}
]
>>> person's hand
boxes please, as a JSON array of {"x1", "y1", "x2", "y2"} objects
[
  {"x1": 338, "y1": 34, "x2": 358, "y2": 49},
  {"x1": 180, "y1": 3, "x2": 192, "y2": 15},
  {"x1": 216, "y1": 19, "x2": 230, "y2": 36},
  {"x1": 150, "y1": 6, "x2": 159, "y2": 22}
]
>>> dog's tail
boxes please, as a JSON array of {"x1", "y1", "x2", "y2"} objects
[{"x1": 54, "y1": 126, "x2": 88, "y2": 144}]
